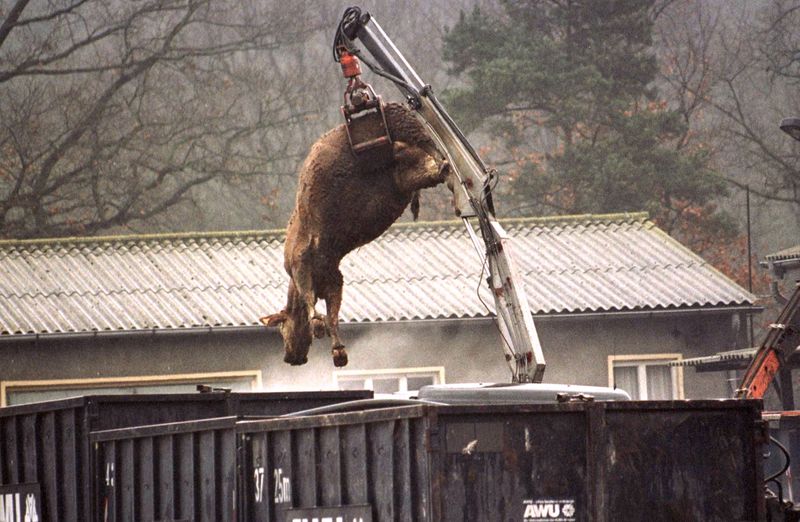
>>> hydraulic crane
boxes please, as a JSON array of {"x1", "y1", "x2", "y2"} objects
[
  {"x1": 736, "y1": 117, "x2": 800, "y2": 401},
  {"x1": 736, "y1": 283, "x2": 800, "y2": 400},
  {"x1": 328, "y1": 9, "x2": 800, "y2": 518},
  {"x1": 332, "y1": 7, "x2": 545, "y2": 383}
]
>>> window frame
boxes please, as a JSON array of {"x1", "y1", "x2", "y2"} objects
[
  {"x1": 333, "y1": 366, "x2": 445, "y2": 393},
  {"x1": 0, "y1": 370, "x2": 263, "y2": 407},
  {"x1": 607, "y1": 353, "x2": 684, "y2": 400}
]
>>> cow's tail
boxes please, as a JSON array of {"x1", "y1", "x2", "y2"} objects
[{"x1": 411, "y1": 190, "x2": 420, "y2": 220}]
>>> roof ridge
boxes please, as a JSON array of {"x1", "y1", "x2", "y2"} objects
[
  {"x1": 1, "y1": 281, "x2": 286, "y2": 300},
  {"x1": 0, "y1": 228, "x2": 287, "y2": 249},
  {"x1": 347, "y1": 272, "x2": 478, "y2": 285},
  {"x1": 387, "y1": 211, "x2": 649, "y2": 233},
  {"x1": 0, "y1": 212, "x2": 649, "y2": 248}
]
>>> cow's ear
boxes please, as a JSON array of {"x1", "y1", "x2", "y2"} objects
[{"x1": 260, "y1": 311, "x2": 287, "y2": 327}]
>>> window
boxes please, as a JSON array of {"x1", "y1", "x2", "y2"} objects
[
  {"x1": 333, "y1": 367, "x2": 445, "y2": 394},
  {"x1": 1, "y1": 370, "x2": 262, "y2": 407},
  {"x1": 608, "y1": 354, "x2": 684, "y2": 400}
]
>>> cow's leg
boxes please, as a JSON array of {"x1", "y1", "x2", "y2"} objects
[
  {"x1": 291, "y1": 247, "x2": 318, "y2": 328},
  {"x1": 392, "y1": 142, "x2": 450, "y2": 193},
  {"x1": 410, "y1": 190, "x2": 420, "y2": 220},
  {"x1": 324, "y1": 270, "x2": 347, "y2": 367},
  {"x1": 280, "y1": 280, "x2": 313, "y2": 365},
  {"x1": 311, "y1": 312, "x2": 327, "y2": 339},
  {"x1": 297, "y1": 277, "x2": 316, "y2": 324}
]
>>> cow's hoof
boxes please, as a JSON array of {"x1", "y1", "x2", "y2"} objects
[
  {"x1": 311, "y1": 317, "x2": 326, "y2": 339},
  {"x1": 332, "y1": 347, "x2": 348, "y2": 367}
]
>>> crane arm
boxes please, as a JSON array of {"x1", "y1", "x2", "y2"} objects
[{"x1": 335, "y1": 8, "x2": 545, "y2": 382}]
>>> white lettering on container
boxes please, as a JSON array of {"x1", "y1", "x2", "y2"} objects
[
  {"x1": 254, "y1": 467, "x2": 265, "y2": 503},
  {"x1": 274, "y1": 468, "x2": 292, "y2": 504}
]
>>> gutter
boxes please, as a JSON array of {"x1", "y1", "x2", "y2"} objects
[
  {"x1": 530, "y1": 305, "x2": 761, "y2": 322},
  {"x1": 761, "y1": 258, "x2": 800, "y2": 274},
  {"x1": 0, "y1": 325, "x2": 263, "y2": 343},
  {"x1": 352, "y1": 305, "x2": 761, "y2": 325},
  {"x1": 0, "y1": 305, "x2": 762, "y2": 343}
]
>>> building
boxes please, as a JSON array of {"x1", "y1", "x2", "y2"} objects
[
  {"x1": 0, "y1": 212, "x2": 757, "y2": 405},
  {"x1": 765, "y1": 244, "x2": 800, "y2": 304},
  {"x1": 674, "y1": 244, "x2": 800, "y2": 500},
  {"x1": 675, "y1": 244, "x2": 800, "y2": 404}
]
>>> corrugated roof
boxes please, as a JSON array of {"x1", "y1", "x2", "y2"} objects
[
  {"x1": 671, "y1": 346, "x2": 800, "y2": 371},
  {"x1": 765, "y1": 245, "x2": 800, "y2": 262},
  {"x1": 0, "y1": 212, "x2": 755, "y2": 337},
  {"x1": 669, "y1": 348, "x2": 757, "y2": 367}
]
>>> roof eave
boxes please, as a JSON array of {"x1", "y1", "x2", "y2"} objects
[{"x1": 0, "y1": 304, "x2": 761, "y2": 342}]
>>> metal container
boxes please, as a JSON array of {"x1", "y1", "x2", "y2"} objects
[
  {"x1": 92, "y1": 417, "x2": 240, "y2": 522},
  {"x1": 763, "y1": 411, "x2": 800, "y2": 509},
  {"x1": 237, "y1": 399, "x2": 764, "y2": 522},
  {"x1": 0, "y1": 391, "x2": 371, "y2": 521}
]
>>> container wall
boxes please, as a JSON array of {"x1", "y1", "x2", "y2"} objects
[
  {"x1": 238, "y1": 406, "x2": 431, "y2": 522},
  {"x1": 1, "y1": 394, "x2": 764, "y2": 522},
  {"x1": 435, "y1": 408, "x2": 590, "y2": 522},
  {"x1": 0, "y1": 400, "x2": 89, "y2": 521},
  {"x1": 434, "y1": 401, "x2": 764, "y2": 522},
  {"x1": 238, "y1": 400, "x2": 763, "y2": 522},
  {"x1": 602, "y1": 403, "x2": 763, "y2": 521},
  {"x1": 85, "y1": 390, "x2": 373, "y2": 431},
  {"x1": 0, "y1": 391, "x2": 372, "y2": 522},
  {"x1": 93, "y1": 419, "x2": 238, "y2": 522}
]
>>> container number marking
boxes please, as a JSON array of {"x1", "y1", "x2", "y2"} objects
[
  {"x1": 0, "y1": 494, "x2": 39, "y2": 522},
  {"x1": 274, "y1": 468, "x2": 292, "y2": 504},
  {"x1": 0, "y1": 484, "x2": 41, "y2": 522},
  {"x1": 254, "y1": 467, "x2": 265, "y2": 503},
  {"x1": 292, "y1": 517, "x2": 364, "y2": 522},
  {"x1": 105, "y1": 463, "x2": 115, "y2": 487},
  {"x1": 285, "y1": 504, "x2": 372, "y2": 522}
]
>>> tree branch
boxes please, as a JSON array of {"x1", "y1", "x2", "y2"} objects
[{"x1": 0, "y1": 0, "x2": 31, "y2": 49}]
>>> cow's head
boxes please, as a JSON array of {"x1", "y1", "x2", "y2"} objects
[{"x1": 261, "y1": 307, "x2": 313, "y2": 366}]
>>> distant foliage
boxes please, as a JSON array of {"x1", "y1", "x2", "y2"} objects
[
  {"x1": 441, "y1": 0, "x2": 743, "y2": 275},
  {"x1": 0, "y1": 0, "x2": 329, "y2": 238}
]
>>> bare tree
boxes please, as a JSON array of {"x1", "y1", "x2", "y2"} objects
[
  {"x1": 656, "y1": 0, "x2": 719, "y2": 151},
  {"x1": 0, "y1": 0, "x2": 327, "y2": 238},
  {"x1": 668, "y1": 0, "x2": 800, "y2": 215},
  {"x1": 650, "y1": 0, "x2": 800, "y2": 295}
]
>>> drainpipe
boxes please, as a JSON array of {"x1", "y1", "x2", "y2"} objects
[
  {"x1": 769, "y1": 260, "x2": 788, "y2": 305},
  {"x1": 771, "y1": 280, "x2": 789, "y2": 305}
]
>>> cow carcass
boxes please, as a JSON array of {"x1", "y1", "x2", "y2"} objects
[{"x1": 262, "y1": 102, "x2": 450, "y2": 367}]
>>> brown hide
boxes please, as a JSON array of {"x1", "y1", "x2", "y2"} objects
[{"x1": 264, "y1": 102, "x2": 449, "y2": 366}]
